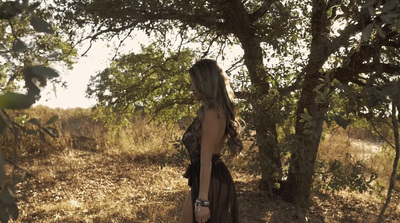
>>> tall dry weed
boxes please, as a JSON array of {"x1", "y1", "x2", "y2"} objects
[
  {"x1": 3, "y1": 106, "x2": 182, "y2": 157},
  {"x1": 318, "y1": 125, "x2": 398, "y2": 194}
]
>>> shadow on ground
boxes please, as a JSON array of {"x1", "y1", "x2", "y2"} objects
[
  {"x1": 236, "y1": 179, "x2": 318, "y2": 223},
  {"x1": 15, "y1": 147, "x2": 400, "y2": 223},
  {"x1": 236, "y1": 177, "x2": 400, "y2": 223}
]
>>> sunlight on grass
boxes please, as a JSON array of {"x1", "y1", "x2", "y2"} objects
[{"x1": 2, "y1": 107, "x2": 399, "y2": 222}]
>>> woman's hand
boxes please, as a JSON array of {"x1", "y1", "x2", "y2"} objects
[{"x1": 195, "y1": 206, "x2": 210, "y2": 223}]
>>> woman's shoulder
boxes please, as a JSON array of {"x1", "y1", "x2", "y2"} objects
[
  {"x1": 202, "y1": 106, "x2": 226, "y2": 120},
  {"x1": 201, "y1": 108, "x2": 226, "y2": 132}
]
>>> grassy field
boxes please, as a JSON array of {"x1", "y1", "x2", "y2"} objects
[{"x1": 1, "y1": 107, "x2": 399, "y2": 222}]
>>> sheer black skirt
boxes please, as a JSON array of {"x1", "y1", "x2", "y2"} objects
[{"x1": 184, "y1": 155, "x2": 239, "y2": 223}]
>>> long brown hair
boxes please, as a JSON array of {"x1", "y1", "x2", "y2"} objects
[{"x1": 188, "y1": 59, "x2": 243, "y2": 156}]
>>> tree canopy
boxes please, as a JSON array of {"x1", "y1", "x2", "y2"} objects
[
  {"x1": 51, "y1": 0, "x2": 400, "y2": 210},
  {"x1": 86, "y1": 43, "x2": 197, "y2": 124},
  {"x1": 0, "y1": 1, "x2": 76, "y2": 109}
]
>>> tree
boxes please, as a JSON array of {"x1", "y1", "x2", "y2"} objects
[
  {"x1": 54, "y1": 0, "x2": 299, "y2": 199},
  {"x1": 53, "y1": 0, "x2": 400, "y2": 207},
  {"x1": 0, "y1": 0, "x2": 76, "y2": 221},
  {"x1": 283, "y1": 0, "x2": 400, "y2": 207},
  {"x1": 1, "y1": 1, "x2": 76, "y2": 108},
  {"x1": 86, "y1": 43, "x2": 196, "y2": 124}
]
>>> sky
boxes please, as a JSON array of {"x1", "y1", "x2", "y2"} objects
[
  {"x1": 35, "y1": 31, "x2": 244, "y2": 109},
  {"x1": 36, "y1": 33, "x2": 149, "y2": 109}
]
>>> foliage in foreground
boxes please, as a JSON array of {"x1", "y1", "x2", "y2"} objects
[{"x1": 0, "y1": 1, "x2": 76, "y2": 222}]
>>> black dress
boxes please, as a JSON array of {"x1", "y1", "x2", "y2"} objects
[{"x1": 183, "y1": 119, "x2": 239, "y2": 223}]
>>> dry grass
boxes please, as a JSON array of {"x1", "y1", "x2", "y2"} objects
[
  {"x1": 17, "y1": 152, "x2": 188, "y2": 222},
  {"x1": 319, "y1": 126, "x2": 399, "y2": 191},
  {"x1": 0, "y1": 106, "x2": 399, "y2": 222}
]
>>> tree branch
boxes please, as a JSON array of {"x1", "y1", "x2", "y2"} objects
[
  {"x1": 333, "y1": 63, "x2": 399, "y2": 86},
  {"x1": 329, "y1": 22, "x2": 363, "y2": 55},
  {"x1": 378, "y1": 101, "x2": 400, "y2": 222},
  {"x1": 8, "y1": 19, "x2": 18, "y2": 39},
  {"x1": 201, "y1": 34, "x2": 220, "y2": 58},
  {"x1": 86, "y1": 23, "x2": 138, "y2": 42},
  {"x1": 149, "y1": 97, "x2": 193, "y2": 122},
  {"x1": 383, "y1": 41, "x2": 400, "y2": 47},
  {"x1": 234, "y1": 91, "x2": 252, "y2": 99},
  {"x1": 248, "y1": 0, "x2": 270, "y2": 22},
  {"x1": 361, "y1": 63, "x2": 400, "y2": 74},
  {"x1": 278, "y1": 71, "x2": 305, "y2": 97},
  {"x1": 112, "y1": 28, "x2": 135, "y2": 60}
]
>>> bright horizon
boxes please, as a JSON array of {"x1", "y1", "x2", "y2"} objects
[
  {"x1": 36, "y1": 33, "x2": 150, "y2": 109},
  {"x1": 35, "y1": 32, "x2": 245, "y2": 109}
]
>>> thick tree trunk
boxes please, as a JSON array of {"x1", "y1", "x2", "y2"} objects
[
  {"x1": 239, "y1": 28, "x2": 282, "y2": 195},
  {"x1": 284, "y1": 77, "x2": 327, "y2": 207},
  {"x1": 223, "y1": 0, "x2": 282, "y2": 194},
  {"x1": 253, "y1": 104, "x2": 281, "y2": 194},
  {"x1": 283, "y1": 0, "x2": 330, "y2": 207}
]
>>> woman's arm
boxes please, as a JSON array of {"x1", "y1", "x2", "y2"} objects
[{"x1": 198, "y1": 109, "x2": 225, "y2": 200}]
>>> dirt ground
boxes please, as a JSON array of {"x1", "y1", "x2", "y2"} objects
[{"x1": 11, "y1": 148, "x2": 400, "y2": 223}]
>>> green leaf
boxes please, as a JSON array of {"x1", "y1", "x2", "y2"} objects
[
  {"x1": 334, "y1": 115, "x2": 348, "y2": 129},
  {"x1": 0, "y1": 1, "x2": 23, "y2": 19},
  {"x1": 28, "y1": 118, "x2": 41, "y2": 126},
  {"x1": 11, "y1": 39, "x2": 27, "y2": 52},
  {"x1": 362, "y1": 23, "x2": 374, "y2": 41},
  {"x1": 44, "y1": 127, "x2": 58, "y2": 138},
  {"x1": 397, "y1": 19, "x2": 400, "y2": 32},
  {"x1": 327, "y1": 7, "x2": 333, "y2": 18},
  {"x1": 45, "y1": 115, "x2": 59, "y2": 125},
  {"x1": 30, "y1": 14, "x2": 54, "y2": 34},
  {"x1": 0, "y1": 207, "x2": 9, "y2": 223},
  {"x1": 299, "y1": 113, "x2": 308, "y2": 120},
  {"x1": 0, "y1": 93, "x2": 36, "y2": 110},
  {"x1": 362, "y1": 0, "x2": 376, "y2": 8},
  {"x1": 380, "y1": 14, "x2": 395, "y2": 24},
  {"x1": 376, "y1": 26, "x2": 386, "y2": 38},
  {"x1": 28, "y1": 2, "x2": 41, "y2": 11},
  {"x1": 303, "y1": 129, "x2": 312, "y2": 135},
  {"x1": 299, "y1": 112, "x2": 311, "y2": 122},
  {"x1": 0, "y1": 115, "x2": 7, "y2": 135},
  {"x1": 323, "y1": 86, "x2": 330, "y2": 97},
  {"x1": 332, "y1": 79, "x2": 344, "y2": 89},
  {"x1": 26, "y1": 129, "x2": 37, "y2": 135},
  {"x1": 26, "y1": 65, "x2": 59, "y2": 78},
  {"x1": 368, "y1": 6, "x2": 376, "y2": 16},
  {"x1": 39, "y1": 131, "x2": 46, "y2": 143},
  {"x1": 0, "y1": 154, "x2": 5, "y2": 184},
  {"x1": 385, "y1": 12, "x2": 400, "y2": 19},
  {"x1": 6, "y1": 204, "x2": 18, "y2": 220},
  {"x1": 382, "y1": 0, "x2": 398, "y2": 13},
  {"x1": 314, "y1": 83, "x2": 325, "y2": 92},
  {"x1": 382, "y1": 84, "x2": 400, "y2": 96}
]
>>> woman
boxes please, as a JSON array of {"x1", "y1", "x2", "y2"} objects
[{"x1": 181, "y1": 59, "x2": 242, "y2": 223}]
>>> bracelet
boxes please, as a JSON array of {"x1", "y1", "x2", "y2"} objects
[{"x1": 195, "y1": 199, "x2": 210, "y2": 211}]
